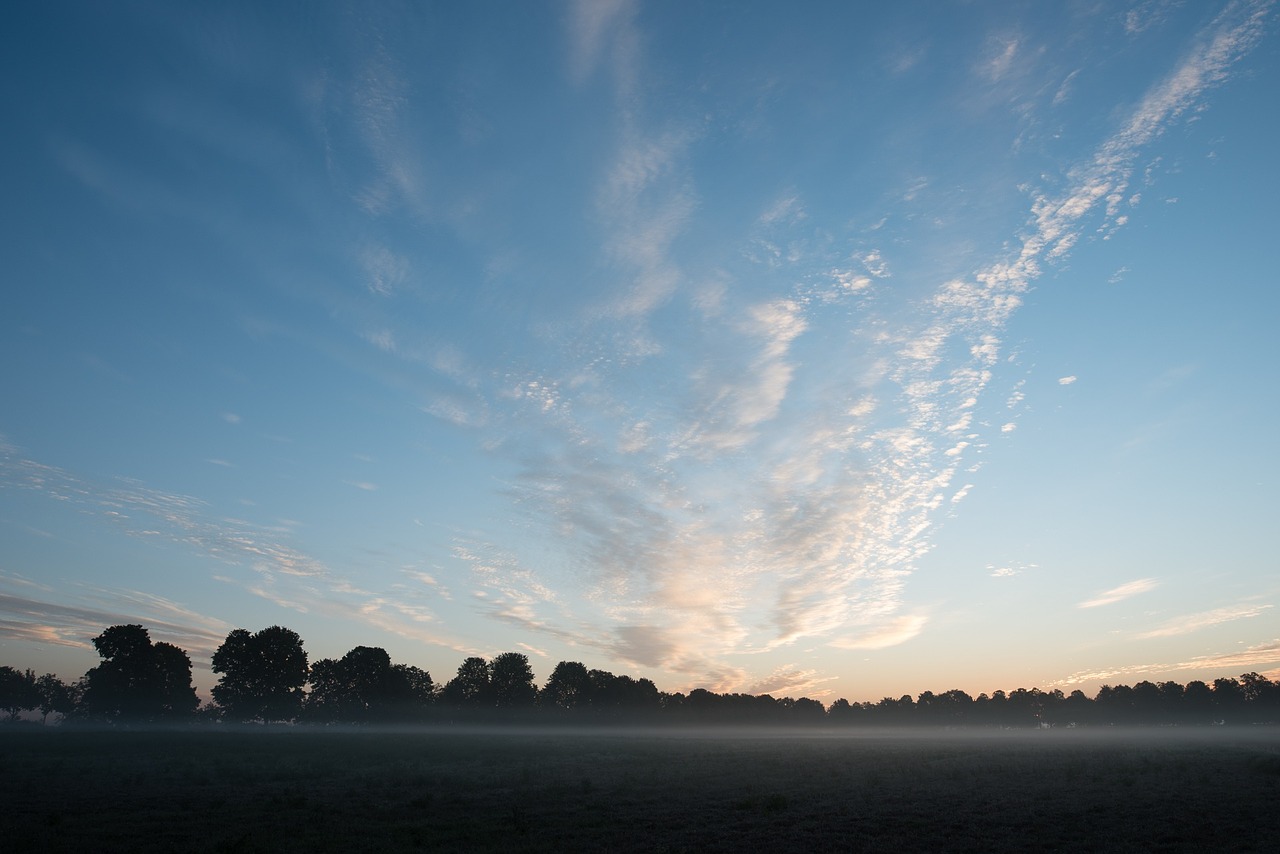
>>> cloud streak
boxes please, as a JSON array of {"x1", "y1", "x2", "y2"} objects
[
  {"x1": 1136, "y1": 603, "x2": 1273, "y2": 638},
  {"x1": 1079, "y1": 578, "x2": 1159, "y2": 608}
]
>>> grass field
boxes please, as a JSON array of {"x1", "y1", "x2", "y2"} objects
[{"x1": 4, "y1": 726, "x2": 1278, "y2": 852}]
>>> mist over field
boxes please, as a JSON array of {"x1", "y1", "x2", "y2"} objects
[{"x1": 6, "y1": 726, "x2": 1279, "y2": 852}]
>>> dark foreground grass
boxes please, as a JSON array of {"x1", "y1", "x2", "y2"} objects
[{"x1": 3, "y1": 726, "x2": 1277, "y2": 852}]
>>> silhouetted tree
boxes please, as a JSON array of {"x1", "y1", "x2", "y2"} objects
[
  {"x1": 211, "y1": 626, "x2": 309, "y2": 723},
  {"x1": 540, "y1": 661, "x2": 591, "y2": 711},
  {"x1": 490, "y1": 653, "x2": 536, "y2": 709},
  {"x1": 1130, "y1": 681, "x2": 1164, "y2": 724},
  {"x1": 1095, "y1": 684, "x2": 1134, "y2": 725},
  {"x1": 1063, "y1": 689, "x2": 1092, "y2": 725},
  {"x1": 306, "y1": 646, "x2": 432, "y2": 723},
  {"x1": 392, "y1": 664, "x2": 437, "y2": 718},
  {"x1": 1239, "y1": 672, "x2": 1278, "y2": 722},
  {"x1": 34, "y1": 673, "x2": 75, "y2": 725},
  {"x1": 1212, "y1": 677, "x2": 1245, "y2": 723},
  {"x1": 81, "y1": 625, "x2": 198, "y2": 722},
  {"x1": 442, "y1": 656, "x2": 494, "y2": 708},
  {"x1": 791, "y1": 697, "x2": 827, "y2": 724},
  {"x1": 935, "y1": 689, "x2": 974, "y2": 725},
  {"x1": 1183, "y1": 680, "x2": 1214, "y2": 724},
  {"x1": 684, "y1": 688, "x2": 722, "y2": 722},
  {"x1": 0, "y1": 666, "x2": 39, "y2": 720},
  {"x1": 1156, "y1": 681, "x2": 1185, "y2": 724},
  {"x1": 827, "y1": 697, "x2": 855, "y2": 723}
]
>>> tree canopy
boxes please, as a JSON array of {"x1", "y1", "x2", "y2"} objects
[
  {"x1": 3, "y1": 623, "x2": 1279, "y2": 728},
  {"x1": 211, "y1": 626, "x2": 309, "y2": 723},
  {"x1": 81, "y1": 624, "x2": 198, "y2": 722}
]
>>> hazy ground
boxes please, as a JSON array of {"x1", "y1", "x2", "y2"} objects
[{"x1": 4, "y1": 726, "x2": 1277, "y2": 852}]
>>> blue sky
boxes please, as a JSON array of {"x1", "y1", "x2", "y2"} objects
[{"x1": 2, "y1": 0, "x2": 1277, "y2": 703}]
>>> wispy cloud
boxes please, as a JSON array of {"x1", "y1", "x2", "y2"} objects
[
  {"x1": 1079, "y1": 578, "x2": 1159, "y2": 608},
  {"x1": 830, "y1": 615, "x2": 929, "y2": 651},
  {"x1": 368, "y1": 0, "x2": 1276, "y2": 693},
  {"x1": 1136, "y1": 603, "x2": 1273, "y2": 638},
  {"x1": 0, "y1": 439, "x2": 474, "y2": 656},
  {"x1": 1053, "y1": 638, "x2": 1280, "y2": 687},
  {"x1": 0, "y1": 580, "x2": 230, "y2": 669},
  {"x1": 566, "y1": 0, "x2": 639, "y2": 95},
  {"x1": 746, "y1": 665, "x2": 839, "y2": 698}
]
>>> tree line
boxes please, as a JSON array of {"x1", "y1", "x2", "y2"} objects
[{"x1": 2, "y1": 623, "x2": 1277, "y2": 727}]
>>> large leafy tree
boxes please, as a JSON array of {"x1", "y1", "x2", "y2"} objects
[
  {"x1": 442, "y1": 656, "x2": 494, "y2": 707},
  {"x1": 82, "y1": 624, "x2": 198, "y2": 722},
  {"x1": 211, "y1": 626, "x2": 309, "y2": 723},
  {"x1": 539, "y1": 661, "x2": 591, "y2": 711},
  {"x1": 489, "y1": 652, "x2": 536, "y2": 709}
]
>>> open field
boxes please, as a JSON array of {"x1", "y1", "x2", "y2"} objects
[{"x1": 4, "y1": 727, "x2": 1278, "y2": 852}]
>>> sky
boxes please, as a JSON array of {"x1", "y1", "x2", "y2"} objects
[{"x1": 2, "y1": 1, "x2": 1278, "y2": 704}]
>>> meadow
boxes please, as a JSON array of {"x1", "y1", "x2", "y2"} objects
[{"x1": 4, "y1": 726, "x2": 1277, "y2": 852}]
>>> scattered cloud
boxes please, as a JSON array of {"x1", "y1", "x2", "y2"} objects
[
  {"x1": 989, "y1": 562, "x2": 1038, "y2": 578},
  {"x1": 1058, "y1": 375, "x2": 1077, "y2": 385}
]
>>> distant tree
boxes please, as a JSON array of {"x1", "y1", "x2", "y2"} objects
[
  {"x1": 660, "y1": 691, "x2": 686, "y2": 715},
  {"x1": 1005, "y1": 688, "x2": 1043, "y2": 727},
  {"x1": 915, "y1": 690, "x2": 938, "y2": 725},
  {"x1": 1183, "y1": 680, "x2": 1215, "y2": 724},
  {"x1": 304, "y1": 657, "x2": 350, "y2": 722},
  {"x1": 1239, "y1": 672, "x2": 1278, "y2": 723},
  {"x1": 305, "y1": 646, "x2": 429, "y2": 723},
  {"x1": 489, "y1": 652, "x2": 536, "y2": 709},
  {"x1": 1095, "y1": 684, "x2": 1134, "y2": 725},
  {"x1": 442, "y1": 656, "x2": 494, "y2": 708},
  {"x1": 211, "y1": 626, "x2": 309, "y2": 723},
  {"x1": 791, "y1": 697, "x2": 826, "y2": 724},
  {"x1": 81, "y1": 625, "x2": 198, "y2": 722},
  {"x1": 1156, "y1": 681, "x2": 1185, "y2": 724},
  {"x1": 1212, "y1": 677, "x2": 1245, "y2": 723},
  {"x1": 827, "y1": 697, "x2": 855, "y2": 723},
  {"x1": 684, "y1": 688, "x2": 722, "y2": 722},
  {"x1": 1063, "y1": 689, "x2": 1092, "y2": 725},
  {"x1": 389, "y1": 664, "x2": 436, "y2": 721},
  {"x1": 588, "y1": 669, "x2": 620, "y2": 710},
  {"x1": 612, "y1": 675, "x2": 660, "y2": 714},
  {"x1": 1131, "y1": 681, "x2": 1163, "y2": 724},
  {"x1": 34, "y1": 673, "x2": 75, "y2": 725},
  {"x1": 540, "y1": 661, "x2": 591, "y2": 711},
  {"x1": 0, "y1": 666, "x2": 39, "y2": 720},
  {"x1": 935, "y1": 689, "x2": 974, "y2": 725}
]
